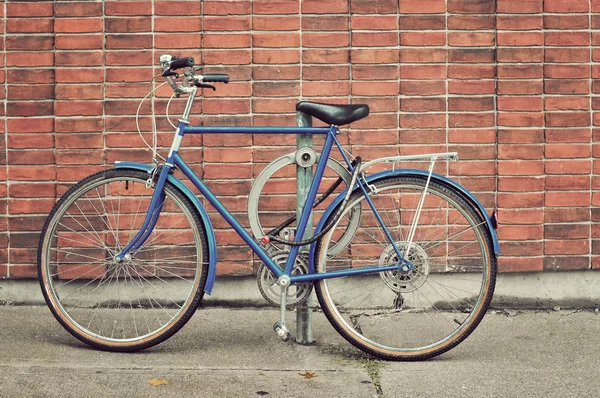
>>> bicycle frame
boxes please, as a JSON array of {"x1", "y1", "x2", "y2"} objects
[{"x1": 116, "y1": 89, "x2": 409, "y2": 284}]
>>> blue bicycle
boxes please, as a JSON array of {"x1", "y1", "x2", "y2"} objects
[{"x1": 38, "y1": 55, "x2": 499, "y2": 360}]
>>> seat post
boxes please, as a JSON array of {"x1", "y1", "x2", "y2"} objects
[{"x1": 295, "y1": 110, "x2": 314, "y2": 345}]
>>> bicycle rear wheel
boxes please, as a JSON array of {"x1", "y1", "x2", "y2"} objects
[
  {"x1": 38, "y1": 169, "x2": 208, "y2": 352},
  {"x1": 314, "y1": 175, "x2": 496, "y2": 360}
]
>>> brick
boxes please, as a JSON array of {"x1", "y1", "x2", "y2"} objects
[
  {"x1": 302, "y1": 16, "x2": 348, "y2": 31},
  {"x1": 55, "y1": 35, "x2": 103, "y2": 50},
  {"x1": 255, "y1": 66, "x2": 301, "y2": 81},
  {"x1": 301, "y1": 66, "x2": 347, "y2": 81},
  {"x1": 546, "y1": 112, "x2": 590, "y2": 128},
  {"x1": 399, "y1": 49, "x2": 447, "y2": 63},
  {"x1": 545, "y1": 97, "x2": 589, "y2": 111},
  {"x1": 105, "y1": 2, "x2": 152, "y2": 16},
  {"x1": 449, "y1": 80, "x2": 495, "y2": 95},
  {"x1": 545, "y1": 32, "x2": 590, "y2": 46},
  {"x1": 253, "y1": 16, "x2": 300, "y2": 31},
  {"x1": 500, "y1": 241, "x2": 543, "y2": 257},
  {"x1": 155, "y1": 0, "x2": 202, "y2": 15},
  {"x1": 548, "y1": 208, "x2": 589, "y2": 223},
  {"x1": 497, "y1": 15, "x2": 543, "y2": 30},
  {"x1": 449, "y1": 48, "x2": 495, "y2": 63},
  {"x1": 350, "y1": 0, "x2": 397, "y2": 14},
  {"x1": 352, "y1": 49, "x2": 397, "y2": 64},
  {"x1": 544, "y1": 0, "x2": 589, "y2": 12},
  {"x1": 105, "y1": 18, "x2": 151, "y2": 33},
  {"x1": 447, "y1": 15, "x2": 494, "y2": 30},
  {"x1": 353, "y1": 15, "x2": 398, "y2": 30},
  {"x1": 252, "y1": 33, "x2": 300, "y2": 47},
  {"x1": 6, "y1": 36, "x2": 53, "y2": 51},
  {"x1": 206, "y1": 34, "x2": 253, "y2": 49},
  {"x1": 154, "y1": 17, "x2": 202, "y2": 32},
  {"x1": 498, "y1": 65, "x2": 543, "y2": 79},
  {"x1": 498, "y1": 177, "x2": 544, "y2": 192},
  {"x1": 7, "y1": 2, "x2": 53, "y2": 17},
  {"x1": 55, "y1": 2, "x2": 102, "y2": 17},
  {"x1": 546, "y1": 48, "x2": 590, "y2": 63},
  {"x1": 545, "y1": 225, "x2": 589, "y2": 240},
  {"x1": 544, "y1": 15, "x2": 589, "y2": 30},
  {"x1": 547, "y1": 80, "x2": 590, "y2": 95},
  {"x1": 7, "y1": 52, "x2": 54, "y2": 67},
  {"x1": 255, "y1": 49, "x2": 300, "y2": 64},
  {"x1": 498, "y1": 209, "x2": 544, "y2": 225},
  {"x1": 546, "y1": 160, "x2": 592, "y2": 175},
  {"x1": 449, "y1": 32, "x2": 495, "y2": 47},
  {"x1": 546, "y1": 176, "x2": 590, "y2": 190},
  {"x1": 302, "y1": 0, "x2": 348, "y2": 13},
  {"x1": 402, "y1": 98, "x2": 445, "y2": 112},
  {"x1": 544, "y1": 257, "x2": 589, "y2": 271},
  {"x1": 498, "y1": 32, "x2": 543, "y2": 47},
  {"x1": 497, "y1": 97, "x2": 543, "y2": 112},
  {"x1": 497, "y1": 0, "x2": 542, "y2": 13},
  {"x1": 6, "y1": 19, "x2": 53, "y2": 33},
  {"x1": 55, "y1": 52, "x2": 103, "y2": 67},
  {"x1": 498, "y1": 225, "x2": 543, "y2": 240},
  {"x1": 400, "y1": 81, "x2": 446, "y2": 95},
  {"x1": 399, "y1": 0, "x2": 445, "y2": 13},
  {"x1": 498, "y1": 258, "x2": 543, "y2": 273},
  {"x1": 253, "y1": 0, "x2": 299, "y2": 14},
  {"x1": 545, "y1": 192, "x2": 590, "y2": 207},
  {"x1": 400, "y1": 16, "x2": 446, "y2": 30},
  {"x1": 54, "y1": 18, "x2": 102, "y2": 33},
  {"x1": 497, "y1": 113, "x2": 544, "y2": 127},
  {"x1": 400, "y1": 32, "x2": 446, "y2": 46},
  {"x1": 447, "y1": 0, "x2": 495, "y2": 14}
]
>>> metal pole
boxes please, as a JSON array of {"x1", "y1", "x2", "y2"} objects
[{"x1": 295, "y1": 110, "x2": 314, "y2": 344}]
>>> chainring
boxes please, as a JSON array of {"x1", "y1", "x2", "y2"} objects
[{"x1": 257, "y1": 250, "x2": 312, "y2": 307}]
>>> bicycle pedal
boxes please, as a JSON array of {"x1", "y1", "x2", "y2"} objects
[{"x1": 273, "y1": 322, "x2": 291, "y2": 342}]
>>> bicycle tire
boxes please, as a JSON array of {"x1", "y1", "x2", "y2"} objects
[
  {"x1": 38, "y1": 169, "x2": 209, "y2": 352},
  {"x1": 314, "y1": 175, "x2": 497, "y2": 361}
]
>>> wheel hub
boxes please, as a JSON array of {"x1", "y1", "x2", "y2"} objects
[{"x1": 378, "y1": 242, "x2": 429, "y2": 293}]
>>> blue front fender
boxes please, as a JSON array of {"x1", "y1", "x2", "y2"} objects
[
  {"x1": 309, "y1": 169, "x2": 500, "y2": 273},
  {"x1": 114, "y1": 161, "x2": 217, "y2": 295}
]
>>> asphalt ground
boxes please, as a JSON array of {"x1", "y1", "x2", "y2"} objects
[{"x1": 1, "y1": 305, "x2": 599, "y2": 397}]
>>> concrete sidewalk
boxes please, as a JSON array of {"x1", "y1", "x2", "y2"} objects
[{"x1": 1, "y1": 306, "x2": 600, "y2": 397}]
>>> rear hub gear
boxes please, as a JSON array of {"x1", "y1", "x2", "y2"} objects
[{"x1": 378, "y1": 242, "x2": 429, "y2": 293}]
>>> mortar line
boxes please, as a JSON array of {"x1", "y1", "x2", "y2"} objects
[{"x1": 3, "y1": 0, "x2": 8, "y2": 277}]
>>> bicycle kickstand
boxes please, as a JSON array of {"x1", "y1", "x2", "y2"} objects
[{"x1": 273, "y1": 283, "x2": 291, "y2": 342}]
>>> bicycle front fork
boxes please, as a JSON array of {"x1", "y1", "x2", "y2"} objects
[{"x1": 114, "y1": 165, "x2": 171, "y2": 262}]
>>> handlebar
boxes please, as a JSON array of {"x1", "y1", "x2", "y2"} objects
[
  {"x1": 202, "y1": 74, "x2": 229, "y2": 83},
  {"x1": 159, "y1": 54, "x2": 229, "y2": 93},
  {"x1": 168, "y1": 56, "x2": 194, "y2": 71}
]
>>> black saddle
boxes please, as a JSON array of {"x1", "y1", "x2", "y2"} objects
[{"x1": 296, "y1": 101, "x2": 369, "y2": 126}]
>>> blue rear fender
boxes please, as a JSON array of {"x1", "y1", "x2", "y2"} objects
[
  {"x1": 114, "y1": 161, "x2": 217, "y2": 295},
  {"x1": 308, "y1": 169, "x2": 500, "y2": 273}
]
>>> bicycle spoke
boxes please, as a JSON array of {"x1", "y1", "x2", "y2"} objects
[
  {"x1": 315, "y1": 175, "x2": 494, "y2": 359},
  {"x1": 40, "y1": 171, "x2": 206, "y2": 350}
]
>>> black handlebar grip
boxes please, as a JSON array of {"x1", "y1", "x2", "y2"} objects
[
  {"x1": 169, "y1": 57, "x2": 194, "y2": 70},
  {"x1": 202, "y1": 74, "x2": 230, "y2": 83}
]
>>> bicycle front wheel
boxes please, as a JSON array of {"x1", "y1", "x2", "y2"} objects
[
  {"x1": 314, "y1": 175, "x2": 496, "y2": 361},
  {"x1": 38, "y1": 169, "x2": 208, "y2": 352}
]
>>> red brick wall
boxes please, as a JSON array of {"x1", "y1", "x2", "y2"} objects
[{"x1": 0, "y1": 0, "x2": 598, "y2": 278}]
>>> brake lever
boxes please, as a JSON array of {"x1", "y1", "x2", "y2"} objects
[{"x1": 196, "y1": 83, "x2": 216, "y2": 91}]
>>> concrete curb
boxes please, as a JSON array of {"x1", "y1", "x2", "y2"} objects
[{"x1": 4, "y1": 270, "x2": 600, "y2": 309}]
